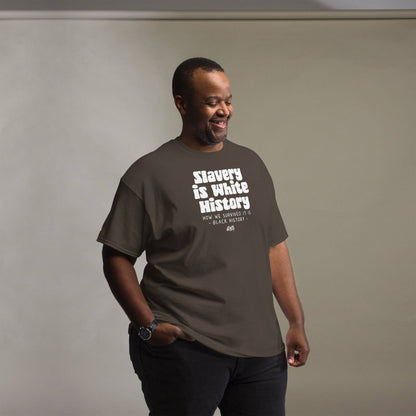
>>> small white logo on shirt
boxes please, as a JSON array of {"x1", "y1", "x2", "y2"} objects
[{"x1": 226, "y1": 225, "x2": 235, "y2": 232}]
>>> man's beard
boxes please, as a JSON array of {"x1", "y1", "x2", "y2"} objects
[{"x1": 195, "y1": 125, "x2": 227, "y2": 146}]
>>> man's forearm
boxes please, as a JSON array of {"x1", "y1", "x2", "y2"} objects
[
  {"x1": 269, "y1": 240, "x2": 310, "y2": 366},
  {"x1": 269, "y1": 241, "x2": 304, "y2": 326},
  {"x1": 102, "y1": 245, "x2": 154, "y2": 328}
]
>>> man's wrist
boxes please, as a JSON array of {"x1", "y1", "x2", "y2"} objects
[
  {"x1": 288, "y1": 319, "x2": 305, "y2": 329},
  {"x1": 138, "y1": 319, "x2": 159, "y2": 341}
]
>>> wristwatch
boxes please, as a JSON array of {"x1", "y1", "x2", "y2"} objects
[{"x1": 138, "y1": 319, "x2": 159, "y2": 341}]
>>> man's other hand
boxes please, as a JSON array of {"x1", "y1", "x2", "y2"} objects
[{"x1": 286, "y1": 325, "x2": 310, "y2": 367}]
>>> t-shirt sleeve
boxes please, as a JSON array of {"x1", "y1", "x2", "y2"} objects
[
  {"x1": 97, "y1": 180, "x2": 151, "y2": 258},
  {"x1": 269, "y1": 195, "x2": 288, "y2": 247},
  {"x1": 263, "y1": 165, "x2": 288, "y2": 247}
]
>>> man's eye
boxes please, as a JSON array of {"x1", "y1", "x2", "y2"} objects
[
  {"x1": 226, "y1": 102, "x2": 232, "y2": 106},
  {"x1": 207, "y1": 102, "x2": 217, "y2": 107}
]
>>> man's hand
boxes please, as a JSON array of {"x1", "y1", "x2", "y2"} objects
[
  {"x1": 286, "y1": 325, "x2": 309, "y2": 367},
  {"x1": 147, "y1": 323, "x2": 195, "y2": 346}
]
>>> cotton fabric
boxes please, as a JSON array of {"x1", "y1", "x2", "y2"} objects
[{"x1": 98, "y1": 137, "x2": 288, "y2": 357}]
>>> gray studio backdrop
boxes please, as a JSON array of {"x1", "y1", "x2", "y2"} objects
[{"x1": 1, "y1": 13, "x2": 415, "y2": 416}]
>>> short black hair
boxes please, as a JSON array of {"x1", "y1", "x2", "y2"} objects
[{"x1": 172, "y1": 57, "x2": 224, "y2": 98}]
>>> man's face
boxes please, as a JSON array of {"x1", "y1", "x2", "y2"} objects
[{"x1": 182, "y1": 69, "x2": 233, "y2": 146}]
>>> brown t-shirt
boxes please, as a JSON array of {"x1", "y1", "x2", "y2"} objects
[{"x1": 97, "y1": 138, "x2": 288, "y2": 357}]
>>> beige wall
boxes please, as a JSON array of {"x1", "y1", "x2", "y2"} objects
[{"x1": 0, "y1": 16, "x2": 415, "y2": 416}]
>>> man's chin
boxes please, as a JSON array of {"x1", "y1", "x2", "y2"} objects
[
  {"x1": 209, "y1": 129, "x2": 228, "y2": 144},
  {"x1": 197, "y1": 134, "x2": 226, "y2": 146}
]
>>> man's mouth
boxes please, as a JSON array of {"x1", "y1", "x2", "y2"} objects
[{"x1": 210, "y1": 120, "x2": 227, "y2": 129}]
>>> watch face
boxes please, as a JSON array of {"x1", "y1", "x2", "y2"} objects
[{"x1": 138, "y1": 327, "x2": 151, "y2": 341}]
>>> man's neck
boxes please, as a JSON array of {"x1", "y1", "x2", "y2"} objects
[{"x1": 178, "y1": 135, "x2": 224, "y2": 153}]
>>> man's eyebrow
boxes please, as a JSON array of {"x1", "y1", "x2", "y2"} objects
[{"x1": 205, "y1": 95, "x2": 233, "y2": 100}]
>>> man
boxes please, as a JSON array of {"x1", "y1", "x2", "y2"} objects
[{"x1": 97, "y1": 57, "x2": 309, "y2": 416}]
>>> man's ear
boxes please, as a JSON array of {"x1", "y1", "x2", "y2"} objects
[{"x1": 174, "y1": 95, "x2": 187, "y2": 116}]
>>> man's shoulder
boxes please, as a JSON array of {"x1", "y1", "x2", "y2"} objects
[
  {"x1": 122, "y1": 139, "x2": 175, "y2": 180},
  {"x1": 226, "y1": 139, "x2": 248, "y2": 151},
  {"x1": 226, "y1": 139, "x2": 266, "y2": 166}
]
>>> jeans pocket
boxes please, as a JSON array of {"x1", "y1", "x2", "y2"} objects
[{"x1": 144, "y1": 337, "x2": 180, "y2": 349}]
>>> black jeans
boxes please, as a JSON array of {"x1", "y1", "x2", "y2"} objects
[{"x1": 129, "y1": 326, "x2": 287, "y2": 416}]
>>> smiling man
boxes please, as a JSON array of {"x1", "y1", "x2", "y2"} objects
[
  {"x1": 176, "y1": 65, "x2": 232, "y2": 149},
  {"x1": 98, "y1": 57, "x2": 309, "y2": 416}
]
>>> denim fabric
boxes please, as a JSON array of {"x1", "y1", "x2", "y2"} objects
[{"x1": 129, "y1": 327, "x2": 287, "y2": 416}]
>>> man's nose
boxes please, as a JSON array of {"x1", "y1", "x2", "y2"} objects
[{"x1": 217, "y1": 103, "x2": 230, "y2": 117}]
